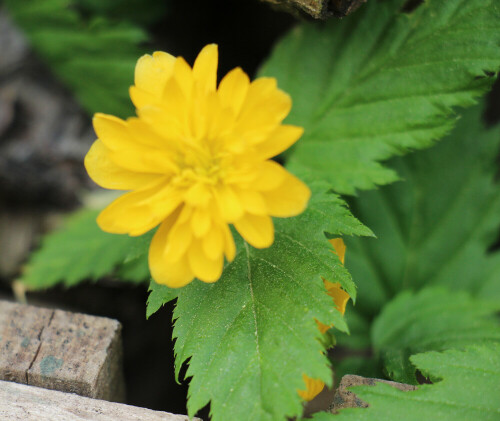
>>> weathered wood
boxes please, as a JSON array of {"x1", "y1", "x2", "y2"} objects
[
  {"x1": 261, "y1": 0, "x2": 367, "y2": 19},
  {"x1": 0, "y1": 300, "x2": 125, "y2": 402},
  {"x1": 0, "y1": 380, "x2": 199, "y2": 421},
  {"x1": 330, "y1": 374, "x2": 417, "y2": 412},
  {"x1": 0, "y1": 301, "x2": 53, "y2": 384}
]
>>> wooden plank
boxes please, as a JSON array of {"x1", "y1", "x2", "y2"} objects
[
  {"x1": 0, "y1": 301, "x2": 53, "y2": 384},
  {"x1": 0, "y1": 300, "x2": 125, "y2": 402},
  {"x1": 0, "y1": 380, "x2": 199, "y2": 421}
]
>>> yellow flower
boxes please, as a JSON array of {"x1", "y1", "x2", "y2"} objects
[
  {"x1": 298, "y1": 374, "x2": 325, "y2": 402},
  {"x1": 84, "y1": 44, "x2": 310, "y2": 288},
  {"x1": 298, "y1": 238, "x2": 349, "y2": 402}
]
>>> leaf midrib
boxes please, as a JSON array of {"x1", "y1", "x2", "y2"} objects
[{"x1": 311, "y1": 0, "x2": 493, "y2": 128}]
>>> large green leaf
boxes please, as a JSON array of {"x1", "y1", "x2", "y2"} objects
[
  {"x1": 345, "y1": 103, "x2": 500, "y2": 321},
  {"x1": 372, "y1": 287, "x2": 500, "y2": 384},
  {"x1": 4, "y1": 0, "x2": 147, "y2": 117},
  {"x1": 21, "y1": 209, "x2": 150, "y2": 288},
  {"x1": 260, "y1": 0, "x2": 500, "y2": 194},
  {"x1": 163, "y1": 183, "x2": 372, "y2": 421},
  {"x1": 311, "y1": 344, "x2": 500, "y2": 421}
]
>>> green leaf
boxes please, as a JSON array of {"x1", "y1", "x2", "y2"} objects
[
  {"x1": 146, "y1": 280, "x2": 178, "y2": 319},
  {"x1": 117, "y1": 229, "x2": 155, "y2": 283},
  {"x1": 372, "y1": 288, "x2": 500, "y2": 384},
  {"x1": 21, "y1": 209, "x2": 150, "y2": 288},
  {"x1": 260, "y1": 0, "x2": 500, "y2": 194},
  {"x1": 311, "y1": 344, "x2": 500, "y2": 421},
  {"x1": 4, "y1": 0, "x2": 147, "y2": 117},
  {"x1": 170, "y1": 182, "x2": 371, "y2": 421},
  {"x1": 345, "y1": 102, "x2": 500, "y2": 320},
  {"x1": 117, "y1": 256, "x2": 150, "y2": 284}
]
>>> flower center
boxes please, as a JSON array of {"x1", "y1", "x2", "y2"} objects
[{"x1": 172, "y1": 139, "x2": 227, "y2": 188}]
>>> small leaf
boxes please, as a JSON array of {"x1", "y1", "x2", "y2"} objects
[
  {"x1": 21, "y1": 209, "x2": 149, "y2": 288},
  {"x1": 118, "y1": 229, "x2": 155, "y2": 283},
  {"x1": 146, "y1": 280, "x2": 178, "y2": 319},
  {"x1": 118, "y1": 256, "x2": 150, "y2": 284},
  {"x1": 372, "y1": 288, "x2": 500, "y2": 384}
]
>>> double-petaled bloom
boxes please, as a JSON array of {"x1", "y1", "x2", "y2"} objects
[
  {"x1": 298, "y1": 238, "x2": 350, "y2": 402},
  {"x1": 84, "y1": 44, "x2": 310, "y2": 287}
]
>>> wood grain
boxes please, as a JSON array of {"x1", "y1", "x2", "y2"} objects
[
  {"x1": 0, "y1": 300, "x2": 125, "y2": 402},
  {"x1": 0, "y1": 380, "x2": 199, "y2": 421}
]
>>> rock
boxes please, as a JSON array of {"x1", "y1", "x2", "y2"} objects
[{"x1": 330, "y1": 374, "x2": 417, "y2": 412}]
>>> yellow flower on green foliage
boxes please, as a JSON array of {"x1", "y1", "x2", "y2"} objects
[
  {"x1": 84, "y1": 44, "x2": 310, "y2": 288},
  {"x1": 298, "y1": 238, "x2": 350, "y2": 402}
]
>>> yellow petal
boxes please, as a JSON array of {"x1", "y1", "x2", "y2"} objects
[
  {"x1": 189, "y1": 90, "x2": 223, "y2": 140},
  {"x1": 257, "y1": 125, "x2": 304, "y2": 160},
  {"x1": 203, "y1": 227, "x2": 224, "y2": 260},
  {"x1": 138, "y1": 105, "x2": 185, "y2": 141},
  {"x1": 206, "y1": 93, "x2": 235, "y2": 140},
  {"x1": 221, "y1": 223, "x2": 236, "y2": 261},
  {"x1": 234, "y1": 213, "x2": 274, "y2": 249},
  {"x1": 191, "y1": 208, "x2": 212, "y2": 237},
  {"x1": 324, "y1": 281, "x2": 350, "y2": 315},
  {"x1": 93, "y1": 113, "x2": 178, "y2": 174},
  {"x1": 235, "y1": 77, "x2": 292, "y2": 143},
  {"x1": 236, "y1": 189, "x2": 267, "y2": 215},
  {"x1": 109, "y1": 145, "x2": 178, "y2": 175},
  {"x1": 133, "y1": 51, "x2": 176, "y2": 107},
  {"x1": 217, "y1": 67, "x2": 250, "y2": 117},
  {"x1": 160, "y1": 76, "x2": 189, "y2": 125},
  {"x1": 214, "y1": 185, "x2": 244, "y2": 222},
  {"x1": 129, "y1": 86, "x2": 158, "y2": 110},
  {"x1": 185, "y1": 183, "x2": 212, "y2": 207},
  {"x1": 172, "y1": 56, "x2": 194, "y2": 99},
  {"x1": 164, "y1": 207, "x2": 193, "y2": 262},
  {"x1": 126, "y1": 117, "x2": 177, "y2": 150},
  {"x1": 298, "y1": 374, "x2": 324, "y2": 401},
  {"x1": 192, "y1": 44, "x2": 218, "y2": 94},
  {"x1": 262, "y1": 171, "x2": 311, "y2": 217},
  {"x1": 84, "y1": 140, "x2": 159, "y2": 190},
  {"x1": 188, "y1": 239, "x2": 224, "y2": 283},
  {"x1": 149, "y1": 214, "x2": 194, "y2": 288},
  {"x1": 315, "y1": 320, "x2": 331, "y2": 334},
  {"x1": 97, "y1": 181, "x2": 182, "y2": 236},
  {"x1": 93, "y1": 113, "x2": 134, "y2": 151},
  {"x1": 224, "y1": 163, "x2": 259, "y2": 186},
  {"x1": 252, "y1": 160, "x2": 287, "y2": 191},
  {"x1": 329, "y1": 238, "x2": 346, "y2": 265}
]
